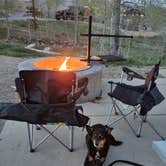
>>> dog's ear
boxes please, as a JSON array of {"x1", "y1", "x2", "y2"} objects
[
  {"x1": 86, "y1": 125, "x2": 93, "y2": 135},
  {"x1": 105, "y1": 125, "x2": 113, "y2": 134}
]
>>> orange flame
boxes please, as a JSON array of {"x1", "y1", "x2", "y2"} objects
[{"x1": 59, "y1": 57, "x2": 70, "y2": 71}]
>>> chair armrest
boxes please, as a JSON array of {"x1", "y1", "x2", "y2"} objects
[
  {"x1": 108, "y1": 81, "x2": 121, "y2": 93},
  {"x1": 122, "y1": 67, "x2": 145, "y2": 80},
  {"x1": 108, "y1": 81, "x2": 120, "y2": 85}
]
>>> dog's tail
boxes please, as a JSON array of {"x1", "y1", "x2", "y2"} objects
[{"x1": 108, "y1": 160, "x2": 144, "y2": 166}]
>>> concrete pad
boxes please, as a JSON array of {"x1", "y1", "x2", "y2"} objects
[
  {"x1": 0, "y1": 121, "x2": 87, "y2": 166},
  {"x1": 159, "y1": 68, "x2": 166, "y2": 78},
  {"x1": 0, "y1": 78, "x2": 166, "y2": 166},
  {"x1": 0, "y1": 109, "x2": 165, "y2": 166},
  {"x1": 152, "y1": 141, "x2": 166, "y2": 165}
]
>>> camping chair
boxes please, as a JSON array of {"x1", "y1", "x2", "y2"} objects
[
  {"x1": 15, "y1": 70, "x2": 89, "y2": 152},
  {"x1": 107, "y1": 61, "x2": 165, "y2": 139}
]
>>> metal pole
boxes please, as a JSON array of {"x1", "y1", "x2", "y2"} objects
[
  {"x1": 81, "y1": 34, "x2": 133, "y2": 38},
  {"x1": 87, "y1": 16, "x2": 92, "y2": 64},
  {"x1": 32, "y1": 0, "x2": 37, "y2": 31},
  {"x1": 69, "y1": 126, "x2": 74, "y2": 152}
]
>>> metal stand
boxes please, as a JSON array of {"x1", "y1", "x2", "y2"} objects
[
  {"x1": 80, "y1": 16, "x2": 133, "y2": 63},
  {"x1": 27, "y1": 123, "x2": 74, "y2": 152}
]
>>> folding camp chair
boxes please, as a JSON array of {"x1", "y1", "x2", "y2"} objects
[
  {"x1": 15, "y1": 70, "x2": 89, "y2": 152},
  {"x1": 107, "y1": 62, "x2": 165, "y2": 139}
]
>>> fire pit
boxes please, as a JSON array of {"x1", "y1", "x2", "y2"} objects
[{"x1": 18, "y1": 57, "x2": 103, "y2": 103}]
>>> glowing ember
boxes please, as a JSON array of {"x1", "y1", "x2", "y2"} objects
[
  {"x1": 59, "y1": 57, "x2": 70, "y2": 71},
  {"x1": 34, "y1": 57, "x2": 89, "y2": 71}
]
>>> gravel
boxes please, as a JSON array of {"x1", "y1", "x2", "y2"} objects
[
  {"x1": 0, "y1": 56, "x2": 26, "y2": 134},
  {"x1": 0, "y1": 56, "x2": 27, "y2": 102}
]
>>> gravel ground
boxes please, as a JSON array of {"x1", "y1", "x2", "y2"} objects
[
  {"x1": 0, "y1": 56, "x2": 27, "y2": 102},
  {"x1": 0, "y1": 56, "x2": 27, "y2": 133}
]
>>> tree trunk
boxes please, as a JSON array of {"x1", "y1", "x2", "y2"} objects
[
  {"x1": 74, "y1": 0, "x2": 79, "y2": 45},
  {"x1": 4, "y1": 0, "x2": 10, "y2": 40},
  {"x1": 111, "y1": 0, "x2": 121, "y2": 56},
  {"x1": 47, "y1": 7, "x2": 50, "y2": 18}
]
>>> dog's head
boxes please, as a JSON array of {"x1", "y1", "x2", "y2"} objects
[{"x1": 86, "y1": 124, "x2": 113, "y2": 149}]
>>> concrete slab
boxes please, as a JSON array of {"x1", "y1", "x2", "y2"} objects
[
  {"x1": 0, "y1": 78, "x2": 166, "y2": 166},
  {"x1": 159, "y1": 68, "x2": 166, "y2": 78},
  {"x1": 152, "y1": 141, "x2": 166, "y2": 164}
]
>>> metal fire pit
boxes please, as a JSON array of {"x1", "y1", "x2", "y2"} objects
[{"x1": 18, "y1": 57, "x2": 103, "y2": 103}]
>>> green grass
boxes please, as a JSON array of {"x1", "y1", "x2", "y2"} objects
[
  {"x1": 145, "y1": 5, "x2": 166, "y2": 31},
  {"x1": 0, "y1": 41, "x2": 42, "y2": 57},
  {"x1": 0, "y1": 19, "x2": 166, "y2": 66},
  {"x1": 111, "y1": 57, "x2": 162, "y2": 66},
  {"x1": 97, "y1": 35, "x2": 166, "y2": 67}
]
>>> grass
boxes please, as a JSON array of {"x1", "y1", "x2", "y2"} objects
[
  {"x1": 110, "y1": 57, "x2": 166, "y2": 67},
  {"x1": 0, "y1": 41, "x2": 42, "y2": 57},
  {"x1": 145, "y1": 5, "x2": 166, "y2": 31},
  {"x1": 0, "y1": 19, "x2": 166, "y2": 66}
]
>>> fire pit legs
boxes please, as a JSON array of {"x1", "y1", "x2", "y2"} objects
[{"x1": 27, "y1": 123, "x2": 74, "y2": 152}]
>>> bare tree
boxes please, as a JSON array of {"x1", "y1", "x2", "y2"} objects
[
  {"x1": 2, "y1": 0, "x2": 16, "y2": 40},
  {"x1": 111, "y1": 0, "x2": 121, "y2": 56},
  {"x1": 74, "y1": 0, "x2": 79, "y2": 45}
]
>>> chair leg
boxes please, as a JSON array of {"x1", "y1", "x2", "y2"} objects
[
  {"x1": 136, "y1": 116, "x2": 145, "y2": 137},
  {"x1": 108, "y1": 98, "x2": 134, "y2": 126},
  {"x1": 107, "y1": 98, "x2": 121, "y2": 124},
  {"x1": 115, "y1": 103, "x2": 138, "y2": 137},
  {"x1": 107, "y1": 104, "x2": 114, "y2": 123},
  {"x1": 114, "y1": 105, "x2": 119, "y2": 115},
  {"x1": 69, "y1": 126, "x2": 74, "y2": 152},
  {"x1": 143, "y1": 114, "x2": 147, "y2": 122},
  {"x1": 108, "y1": 99, "x2": 165, "y2": 139},
  {"x1": 27, "y1": 123, "x2": 74, "y2": 152},
  {"x1": 27, "y1": 123, "x2": 35, "y2": 152}
]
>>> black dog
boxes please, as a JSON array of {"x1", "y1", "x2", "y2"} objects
[{"x1": 84, "y1": 124, "x2": 122, "y2": 166}]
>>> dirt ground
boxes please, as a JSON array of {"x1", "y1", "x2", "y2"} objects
[{"x1": 0, "y1": 56, "x2": 26, "y2": 133}]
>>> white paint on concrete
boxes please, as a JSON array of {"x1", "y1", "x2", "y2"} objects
[
  {"x1": 152, "y1": 141, "x2": 166, "y2": 164},
  {"x1": 25, "y1": 43, "x2": 61, "y2": 55}
]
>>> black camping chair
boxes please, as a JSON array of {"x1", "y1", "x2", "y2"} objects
[
  {"x1": 15, "y1": 70, "x2": 89, "y2": 152},
  {"x1": 107, "y1": 61, "x2": 165, "y2": 139}
]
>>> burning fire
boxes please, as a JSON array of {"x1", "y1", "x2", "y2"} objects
[
  {"x1": 59, "y1": 57, "x2": 70, "y2": 71},
  {"x1": 34, "y1": 57, "x2": 89, "y2": 71}
]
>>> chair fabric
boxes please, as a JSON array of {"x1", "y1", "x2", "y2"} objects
[
  {"x1": 110, "y1": 62, "x2": 164, "y2": 115},
  {"x1": 107, "y1": 62, "x2": 165, "y2": 138},
  {"x1": 19, "y1": 70, "x2": 76, "y2": 104},
  {"x1": 109, "y1": 83, "x2": 146, "y2": 106},
  {"x1": 0, "y1": 70, "x2": 89, "y2": 127},
  {"x1": 109, "y1": 83, "x2": 164, "y2": 115}
]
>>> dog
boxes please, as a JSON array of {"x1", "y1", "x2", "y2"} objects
[{"x1": 84, "y1": 124, "x2": 122, "y2": 166}]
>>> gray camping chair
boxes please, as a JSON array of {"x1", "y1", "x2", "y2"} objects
[
  {"x1": 15, "y1": 70, "x2": 89, "y2": 152},
  {"x1": 107, "y1": 62, "x2": 165, "y2": 139}
]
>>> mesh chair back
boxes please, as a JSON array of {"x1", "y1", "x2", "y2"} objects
[
  {"x1": 19, "y1": 70, "x2": 76, "y2": 104},
  {"x1": 144, "y1": 61, "x2": 160, "y2": 89}
]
